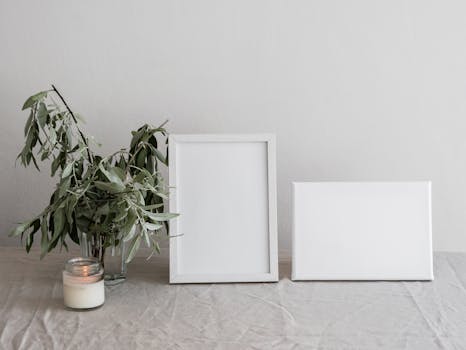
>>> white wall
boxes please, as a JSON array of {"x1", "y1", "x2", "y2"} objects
[{"x1": 1, "y1": 0, "x2": 466, "y2": 254}]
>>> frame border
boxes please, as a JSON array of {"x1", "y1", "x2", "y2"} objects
[{"x1": 169, "y1": 134, "x2": 278, "y2": 283}]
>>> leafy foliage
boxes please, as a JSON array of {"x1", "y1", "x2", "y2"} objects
[{"x1": 10, "y1": 85, "x2": 178, "y2": 263}]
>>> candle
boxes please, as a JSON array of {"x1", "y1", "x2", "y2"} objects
[{"x1": 63, "y1": 257, "x2": 105, "y2": 309}]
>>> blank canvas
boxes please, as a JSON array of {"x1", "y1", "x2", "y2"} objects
[
  {"x1": 169, "y1": 134, "x2": 278, "y2": 283},
  {"x1": 292, "y1": 182, "x2": 433, "y2": 281}
]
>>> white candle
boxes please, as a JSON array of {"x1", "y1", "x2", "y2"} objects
[{"x1": 63, "y1": 257, "x2": 105, "y2": 309}]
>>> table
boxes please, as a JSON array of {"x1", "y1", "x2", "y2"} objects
[{"x1": 1, "y1": 248, "x2": 465, "y2": 349}]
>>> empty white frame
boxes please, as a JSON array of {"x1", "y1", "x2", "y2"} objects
[
  {"x1": 169, "y1": 134, "x2": 278, "y2": 283},
  {"x1": 292, "y1": 182, "x2": 433, "y2": 281}
]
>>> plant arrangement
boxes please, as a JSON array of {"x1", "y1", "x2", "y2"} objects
[{"x1": 10, "y1": 85, "x2": 177, "y2": 265}]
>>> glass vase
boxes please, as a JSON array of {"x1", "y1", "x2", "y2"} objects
[{"x1": 79, "y1": 232, "x2": 127, "y2": 286}]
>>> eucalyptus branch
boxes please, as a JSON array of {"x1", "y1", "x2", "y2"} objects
[
  {"x1": 51, "y1": 84, "x2": 92, "y2": 163},
  {"x1": 11, "y1": 86, "x2": 178, "y2": 264}
]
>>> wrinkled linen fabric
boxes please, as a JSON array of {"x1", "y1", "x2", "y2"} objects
[{"x1": 0, "y1": 249, "x2": 465, "y2": 350}]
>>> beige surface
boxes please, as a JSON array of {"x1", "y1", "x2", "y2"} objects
[{"x1": 1, "y1": 248, "x2": 466, "y2": 349}]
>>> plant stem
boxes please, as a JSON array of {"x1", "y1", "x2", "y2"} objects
[
  {"x1": 100, "y1": 236, "x2": 106, "y2": 269},
  {"x1": 51, "y1": 84, "x2": 92, "y2": 163}
]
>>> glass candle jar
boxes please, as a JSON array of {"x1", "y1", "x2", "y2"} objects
[{"x1": 63, "y1": 257, "x2": 105, "y2": 309}]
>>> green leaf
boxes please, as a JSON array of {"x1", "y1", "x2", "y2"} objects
[
  {"x1": 36, "y1": 102, "x2": 48, "y2": 128},
  {"x1": 40, "y1": 218, "x2": 49, "y2": 259},
  {"x1": 40, "y1": 151, "x2": 50, "y2": 161},
  {"x1": 53, "y1": 207, "x2": 65, "y2": 237},
  {"x1": 94, "y1": 181, "x2": 124, "y2": 193},
  {"x1": 143, "y1": 211, "x2": 178, "y2": 222},
  {"x1": 136, "y1": 148, "x2": 147, "y2": 168},
  {"x1": 98, "y1": 163, "x2": 125, "y2": 189},
  {"x1": 123, "y1": 224, "x2": 138, "y2": 242},
  {"x1": 153, "y1": 147, "x2": 167, "y2": 166},
  {"x1": 143, "y1": 229, "x2": 151, "y2": 247},
  {"x1": 69, "y1": 222, "x2": 79, "y2": 245},
  {"x1": 25, "y1": 125, "x2": 35, "y2": 149},
  {"x1": 130, "y1": 128, "x2": 145, "y2": 150},
  {"x1": 30, "y1": 154, "x2": 40, "y2": 171},
  {"x1": 146, "y1": 143, "x2": 167, "y2": 165},
  {"x1": 148, "y1": 135, "x2": 158, "y2": 149},
  {"x1": 111, "y1": 166, "x2": 126, "y2": 181},
  {"x1": 66, "y1": 127, "x2": 72, "y2": 146},
  {"x1": 24, "y1": 111, "x2": 33, "y2": 136},
  {"x1": 144, "y1": 222, "x2": 163, "y2": 231},
  {"x1": 49, "y1": 128, "x2": 57, "y2": 145},
  {"x1": 154, "y1": 191, "x2": 168, "y2": 200},
  {"x1": 26, "y1": 219, "x2": 40, "y2": 253},
  {"x1": 133, "y1": 170, "x2": 148, "y2": 185},
  {"x1": 31, "y1": 124, "x2": 39, "y2": 148},
  {"x1": 9, "y1": 221, "x2": 32, "y2": 237},
  {"x1": 25, "y1": 232, "x2": 34, "y2": 253},
  {"x1": 146, "y1": 155, "x2": 154, "y2": 174},
  {"x1": 51, "y1": 156, "x2": 61, "y2": 177},
  {"x1": 58, "y1": 177, "x2": 71, "y2": 197},
  {"x1": 66, "y1": 196, "x2": 78, "y2": 224},
  {"x1": 125, "y1": 235, "x2": 141, "y2": 263},
  {"x1": 132, "y1": 166, "x2": 154, "y2": 186},
  {"x1": 61, "y1": 162, "x2": 73, "y2": 178},
  {"x1": 25, "y1": 151, "x2": 32, "y2": 166},
  {"x1": 22, "y1": 91, "x2": 48, "y2": 110},
  {"x1": 143, "y1": 203, "x2": 164, "y2": 210},
  {"x1": 117, "y1": 156, "x2": 127, "y2": 169},
  {"x1": 135, "y1": 190, "x2": 145, "y2": 206},
  {"x1": 121, "y1": 209, "x2": 137, "y2": 238}
]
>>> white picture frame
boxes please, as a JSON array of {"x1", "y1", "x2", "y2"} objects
[
  {"x1": 169, "y1": 134, "x2": 278, "y2": 283},
  {"x1": 292, "y1": 182, "x2": 433, "y2": 281}
]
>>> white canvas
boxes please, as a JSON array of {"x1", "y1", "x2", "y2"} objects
[
  {"x1": 169, "y1": 134, "x2": 278, "y2": 283},
  {"x1": 292, "y1": 182, "x2": 433, "y2": 281}
]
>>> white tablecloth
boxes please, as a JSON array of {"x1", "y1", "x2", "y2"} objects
[{"x1": 1, "y1": 248, "x2": 465, "y2": 349}]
